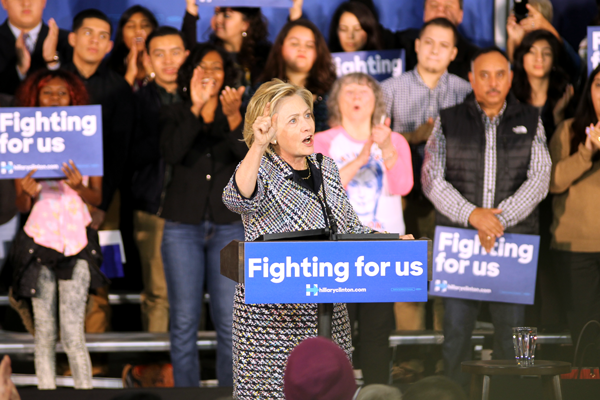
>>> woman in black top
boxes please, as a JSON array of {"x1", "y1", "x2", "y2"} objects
[{"x1": 159, "y1": 43, "x2": 246, "y2": 387}]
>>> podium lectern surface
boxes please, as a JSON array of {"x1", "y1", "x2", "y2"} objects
[{"x1": 221, "y1": 239, "x2": 431, "y2": 304}]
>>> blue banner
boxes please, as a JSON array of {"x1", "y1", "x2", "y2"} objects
[
  {"x1": 0, "y1": 105, "x2": 103, "y2": 179},
  {"x1": 332, "y1": 49, "x2": 405, "y2": 82},
  {"x1": 429, "y1": 226, "x2": 539, "y2": 305},
  {"x1": 196, "y1": 0, "x2": 293, "y2": 7},
  {"x1": 588, "y1": 27, "x2": 600, "y2": 75},
  {"x1": 243, "y1": 240, "x2": 428, "y2": 304}
]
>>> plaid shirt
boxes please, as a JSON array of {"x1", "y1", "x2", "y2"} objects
[
  {"x1": 421, "y1": 99, "x2": 551, "y2": 229},
  {"x1": 381, "y1": 69, "x2": 472, "y2": 133}
]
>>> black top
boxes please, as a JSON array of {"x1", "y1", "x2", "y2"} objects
[
  {"x1": 63, "y1": 61, "x2": 135, "y2": 211},
  {"x1": 159, "y1": 101, "x2": 247, "y2": 224},
  {"x1": 131, "y1": 82, "x2": 182, "y2": 215},
  {"x1": 0, "y1": 20, "x2": 73, "y2": 95},
  {"x1": 0, "y1": 180, "x2": 17, "y2": 226},
  {"x1": 382, "y1": 26, "x2": 478, "y2": 81}
]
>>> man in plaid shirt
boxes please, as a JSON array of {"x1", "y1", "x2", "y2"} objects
[{"x1": 422, "y1": 47, "x2": 551, "y2": 389}]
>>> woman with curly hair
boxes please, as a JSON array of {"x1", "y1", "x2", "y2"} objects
[
  {"x1": 9, "y1": 69, "x2": 107, "y2": 389},
  {"x1": 260, "y1": 19, "x2": 338, "y2": 133},
  {"x1": 182, "y1": 0, "x2": 270, "y2": 90},
  {"x1": 107, "y1": 5, "x2": 158, "y2": 89},
  {"x1": 158, "y1": 43, "x2": 247, "y2": 387}
]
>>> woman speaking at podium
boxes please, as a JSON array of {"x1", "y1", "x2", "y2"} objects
[{"x1": 223, "y1": 79, "x2": 373, "y2": 398}]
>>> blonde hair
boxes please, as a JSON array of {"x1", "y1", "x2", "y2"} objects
[
  {"x1": 327, "y1": 73, "x2": 387, "y2": 128},
  {"x1": 529, "y1": 0, "x2": 553, "y2": 22},
  {"x1": 243, "y1": 79, "x2": 314, "y2": 153}
]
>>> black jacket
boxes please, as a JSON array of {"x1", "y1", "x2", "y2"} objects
[
  {"x1": 159, "y1": 101, "x2": 247, "y2": 224},
  {"x1": 131, "y1": 82, "x2": 178, "y2": 215},
  {"x1": 63, "y1": 62, "x2": 135, "y2": 211},
  {"x1": 437, "y1": 93, "x2": 540, "y2": 234},
  {"x1": 0, "y1": 20, "x2": 72, "y2": 95}
]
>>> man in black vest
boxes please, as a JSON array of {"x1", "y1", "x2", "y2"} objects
[
  {"x1": 0, "y1": 0, "x2": 72, "y2": 95},
  {"x1": 421, "y1": 47, "x2": 551, "y2": 388}
]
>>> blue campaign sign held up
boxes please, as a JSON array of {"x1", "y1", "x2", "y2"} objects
[
  {"x1": 429, "y1": 226, "x2": 539, "y2": 305},
  {"x1": 0, "y1": 105, "x2": 103, "y2": 179},
  {"x1": 243, "y1": 240, "x2": 428, "y2": 304},
  {"x1": 197, "y1": 0, "x2": 293, "y2": 7},
  {"x1": 332, "y1": 49, "x2": 405, "y2": 82},
  {"x1": 588, "y1": 26, "x2": 600, "y2": 75}
]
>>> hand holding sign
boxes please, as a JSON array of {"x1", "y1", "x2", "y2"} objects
[
  {"x1": 20, "y1": 169, "x2": 40, "y2": 198},
  {"x1": 468, "y1": 208, "x2": 504, "y2": 252},
  {"x1": 253, "y1": 102, "x2": 278, "y2": 149},
  {"x1": 62, "y1": 160, "x2": 84, "y2": 191}
]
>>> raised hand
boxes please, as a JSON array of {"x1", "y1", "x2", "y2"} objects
[
  {"x1": 20, "y1": 169, "x2": 40, "y2": 198},
  {"x1": 520, "y1": 4, "x2": 559, "y2": 38},
  {"x1": 553, "y1": 84, "x2": 574, "y2": 126},
  {"x1": 0, "y1": 355, "x2": 20, "y2": 400},
  {"x1": 62, "y1": 160, "x2": 84, "y2": 191},
  {"x1": 190, "y1": 66, "x2": 217, "y2": 116},
  {"x1": 220, "y1": 86, "x2": 246, "y2": 118},
  {"x1": 252, "y1": 102, "x2": 278, "y2": 149},
  {"x1": 372, "y1": 117, "x2": 393, "y2": 149},
  {"x1": 290, "y1": 0, "x2": 304, "y2": 21},
  {"x1": 506, "y1": 14, "x2": 525, "y2": 43},
  {"x1": 15, "y1": 32, "x2": 31, "y2": 76},
  {"x1": 186, "y1": 0, "x2": 199, "y2": 16},
  {"x1": 42, "y1": 18, "x2": 59, "y2": 65},
  {"x1": 585, "y1": 122, "x2": 600, "y2": 152}
]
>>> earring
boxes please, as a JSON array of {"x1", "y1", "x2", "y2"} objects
[
  {"x1": 271, "y1": 139, "x2": 277, "y2": 145},
  {"x1": 242, "y1": 31, "x2": 247, "y2": 37}
]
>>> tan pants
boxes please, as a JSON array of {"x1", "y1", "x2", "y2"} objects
[
  {"x1": 134, "y1": 210, "x2": 169, "y2": 332},
  {"x1": 395, "y1": 196, "x2": 444, "y2": 331}
]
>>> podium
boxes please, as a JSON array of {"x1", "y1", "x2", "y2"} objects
[{"x1": 221, "y1": 229, "x2": 432, "y2": 337}]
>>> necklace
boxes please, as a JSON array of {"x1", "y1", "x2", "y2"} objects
[{"x1": 301, "y1": 158, "x2": 311, "y2": 180}]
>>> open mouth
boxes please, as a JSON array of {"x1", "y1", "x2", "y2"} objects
[{"x1": 303, "y1": 135, "x2": 313, "y2": 145}]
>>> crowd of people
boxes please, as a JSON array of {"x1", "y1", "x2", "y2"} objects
[{"x1": 0, "y1": 0, "x2": 599, "y2": 398}]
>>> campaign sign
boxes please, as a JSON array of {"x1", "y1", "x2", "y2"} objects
[
  {"x1": 588, "y1": 26, "x2": 600, "y2": 75},
  {"x1": 430, "y1": 226, "x2": 539, "y2": 305},
  {"x1": 0, "y1": 105, "x2": 103, "y2": 179},
  {"x1": 243, "y1": 240, "x2": 428, "y2": 304},
  {"x1": 197, "y1": 0, "x2": 293, "y2": 8},
  {"x1": 332, "y1": 49, "x2": 405, "y2": 82}
]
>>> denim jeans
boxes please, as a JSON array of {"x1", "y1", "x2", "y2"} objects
[
  {"x1": 161, "y1": 220, "x2": 243, "y2": 387},
  {"x1": 443, "y1": 298, "x2": 525, "y2": 389},
  {"x1": 0, "y1": 215, "x2": 18, "y2": 273}
]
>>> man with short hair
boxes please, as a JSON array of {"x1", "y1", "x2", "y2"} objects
[
  {"x1": 421, "y1": 48, "x2": 551, "y2": 388},
  {"x1": 131, "y1": 26, "x2": 189, "y2": 333},
  {"x1": 64, "y1": 9, "x2": 134, "y2": 342},
  {"x1": 0, "y1": 0, "x2": 72, "y2": 95},
  {"x1": 381, "y1": 18, "x2": 472, "y2": 373},
  {"x1": 395, "y1": 0, "x2": 478, "y2": 80}
]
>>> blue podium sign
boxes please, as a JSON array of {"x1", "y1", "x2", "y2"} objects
[
  {"x1": 0, "y1": 105, "x2": 103, "y2": 179},
  {"x1": 197, "y1": 0, "x2": 293, "y2": 7},
  {"x1": 332, "y1": 49, "x2": 405, "y2": 82},
  {"x1": 243, "y1": 240, "x2": 428, "y2": 304},
  {"x1": 429, "y1": 226, "x2": 539, "y2": 305},
  {"x1": 588, "y1": 26, "x2": 600, "y2": 75}
]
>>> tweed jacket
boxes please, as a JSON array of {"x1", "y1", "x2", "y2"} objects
[{"x1": 223, "y1": 152, "x2": 372, "y2": 240}]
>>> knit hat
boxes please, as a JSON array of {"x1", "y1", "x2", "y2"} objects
[{"x1": 284, "y1": 336, "x2": 357, "y2": 400}]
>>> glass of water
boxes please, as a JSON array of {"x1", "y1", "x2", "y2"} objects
[{"x1": 512, "y1": 327, "x2": 537, "y2": 367}]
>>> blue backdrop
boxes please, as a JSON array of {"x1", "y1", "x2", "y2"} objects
[{"x1": 0, "y1": 0, "x2": 494, "y2": 49}]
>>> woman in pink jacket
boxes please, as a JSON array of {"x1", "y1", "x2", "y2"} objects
[{"x1": 314, "y1": 72, "x2": 413, "y2": 385}]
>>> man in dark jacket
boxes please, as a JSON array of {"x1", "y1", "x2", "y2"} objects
[
  {"x1": 421, "y1": 47, "x2": 551, "y2": 388},
  {"x1": 131, "y1": 26, "x2": 188, "y2": 333},
  {"x1": 0, "y1": 0, "x2": 72, "y2": 95}
]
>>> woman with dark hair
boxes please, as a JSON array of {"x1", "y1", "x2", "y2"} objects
[
  {"x1": 183, "y1": 0, "x2": 270, "y2": 89},
  {"x1": 550, "y1": 64, "x2": 600, "y2": 352},
  {"x1": 328, "y1": 1, "x2": 382, "y2": 52},
  {"x1": 260, "y1": 19, "x2": 337, "y2": 133},
  {"x1": 108, "y1": 5, "x2": 158, "y2": 89},
  {"x1": 159, "y1": 43, "x2": 246, "y2": 387},
  {"x1": 512, "y1": 29, "x2": 572, "y2": 138},
  {"x1": 9, "y1": 69, "x2": 106, "y2": 389}
]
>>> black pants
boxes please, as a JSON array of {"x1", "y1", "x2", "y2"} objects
[
  {"x1": 553, "y1": 250, "x2": 600, "y2": 350},
  {"x1": 347, "y1": 302, "x2": 394, "y2": 385}
]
